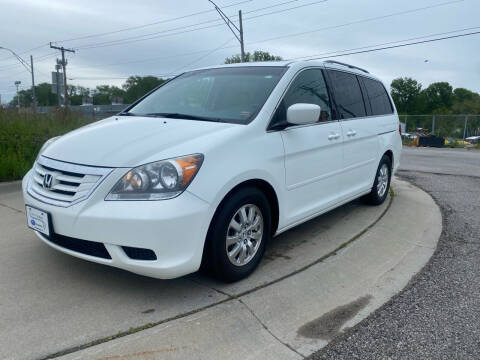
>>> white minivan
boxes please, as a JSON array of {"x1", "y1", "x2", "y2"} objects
[{"x1": 23, "y1": 60, "x2": 401, "y2": 282}]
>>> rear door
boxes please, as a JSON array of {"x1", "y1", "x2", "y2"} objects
[
  {"x1": 326, "y1": 69, "x2": 379, "y2": 198},
  {"x1": 269, "y1": 68, "x2": 344, "y2": 226}
]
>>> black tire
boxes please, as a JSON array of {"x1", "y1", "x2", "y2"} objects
[
  {"x1": 362, "y1": 155, "x2": 392, "y2": 206},
  {"x1": 204, "y1": 187, "x2": 271, "y2": 282}
]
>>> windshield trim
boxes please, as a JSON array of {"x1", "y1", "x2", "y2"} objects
[{"x1": 120, "y1": 66, "x2": 288, "y2": 125}]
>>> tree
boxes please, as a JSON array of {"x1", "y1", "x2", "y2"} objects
[
  {"x1": 225, "y1": 50, "x2": 283, "y2": 64},
  {"x1": 453, "y1": 88, "x2": 479, "y2": 103},
  {"x1": 422, "y1": 82, "x2": 454, "y2": 113},
  {"x1": 9, "y1": 83, "x2": 58, "y2": 107},
  {"x1": 390, "y1": 77, "x2": 422, "y2": 114},
  {"x1": 92, "y1": 85, "x2": 125, "y2": 105},
  {"x1": 122, "y1": 76, "x2": 165, "y2": 103},
  {"x1": 68, "y1": 85, "x2": 91, "y2": 105}
]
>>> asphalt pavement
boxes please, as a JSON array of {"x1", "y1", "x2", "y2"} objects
[{"x1": 310, "y1": 147, "x2": 480, "y2": 360}]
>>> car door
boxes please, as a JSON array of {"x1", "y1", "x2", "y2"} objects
[
  {"x1": 269, "y1": 68, "x2": 344, "y2": 226},
  {"x1": 326, "y1": 69, "x2": 378, "y2": 198}
]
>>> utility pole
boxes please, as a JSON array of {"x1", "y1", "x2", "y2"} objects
[
  {"x1": 30, "y1": 55, "x2": 36, "y2": 112},
  {"x1": 463, "y1": 115, "x2": 468, "y2": 141},
  {"x1": 49, "y1": 43, "x2": 75, "y2": 106},
  {"x1": 14, "y1": 81, "x2": 21, "y2": 108},
  {"x1": 208, "y1": 0, "x2": 246, "y2": 62},
  {"x1": 238, "y1": 10, "x2": 245, "y2": 62}
]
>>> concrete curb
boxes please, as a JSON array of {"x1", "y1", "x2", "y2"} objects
[{"x1": 53, "y1": 178, "x2": 441, "y2": 360}]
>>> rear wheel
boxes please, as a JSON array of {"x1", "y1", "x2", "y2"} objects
[
  {"x1": 362, "y1": 155, "x2": 392, "y2": 205},
  {"x1": 205, "y1": 187, "x2": 271, "y2": 282}
]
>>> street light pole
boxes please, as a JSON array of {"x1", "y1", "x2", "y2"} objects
[{"x1": 0, "y1": 46, "x2": 36, "y2": 110}]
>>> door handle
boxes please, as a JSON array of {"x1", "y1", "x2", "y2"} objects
[
  {"x1": 328, "y1": 133, "x2": 340, "y2": 140},
  {"x1": 347, "y1": 130, "x2": 357, "y2": 137}
]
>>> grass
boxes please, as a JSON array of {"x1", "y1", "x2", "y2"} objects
[{"x1": 0, "y1": 109, "x2": 94, "y2": 181}]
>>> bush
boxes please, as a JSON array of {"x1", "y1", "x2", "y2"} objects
[{"x1": 0, "y1": 109, "x2": 93, "y2": 181}]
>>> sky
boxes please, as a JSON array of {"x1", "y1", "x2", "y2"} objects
[{"x1": 0, "y1": 0, "x2": 479, "y2": 104}]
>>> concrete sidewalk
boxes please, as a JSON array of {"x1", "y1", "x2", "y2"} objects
[{"x1": 0, "y1": 178, "x2": 441, "y2": 360}]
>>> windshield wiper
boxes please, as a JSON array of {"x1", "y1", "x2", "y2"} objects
[
  {"x1": 142, "y1": 112, "x2": 222, "y2": 123},
  {"x1": 118, "y1": 112, "x2": 137, "y2": 116}
]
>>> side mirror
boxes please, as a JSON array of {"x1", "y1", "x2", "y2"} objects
[{"x1": 286, "y1": 103, "x2": 321, "y2": 126}]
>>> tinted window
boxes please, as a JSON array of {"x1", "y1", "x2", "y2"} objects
[
  {"x1": 271, "y1": 69, "x2": 332, "y2": 127},
  {"x1": 328, "y1": 70, "x2": 366, "y2": 119},
  {"x1": 362, "y1": 77, "x2": 393, "y2": 115},
  {"x1": 127, "y1": 67, "x2": 286, "y2": 124}
]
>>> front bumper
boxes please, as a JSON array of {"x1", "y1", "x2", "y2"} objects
[{"x1": 22, "y1": 169, "x2": 212, "y2": 279}]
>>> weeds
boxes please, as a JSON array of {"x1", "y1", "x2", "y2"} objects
[{"x1": 0, "y1": 109, "x2": 93, "y2": 181}]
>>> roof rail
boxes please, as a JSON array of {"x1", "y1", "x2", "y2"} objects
[{"x1": 324, "y1": 60, "x2": 370, "y2": 74}]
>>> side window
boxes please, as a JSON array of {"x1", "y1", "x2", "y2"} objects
[
  {"x1": 328, "y1": 70, "x2": 366, "y2": 119},
  {"x1": 271, "y1": 69, "x2": 332, "y2": 127},
  {"x1": 362, "y1": 77, "x2": 394, "y2": 115}
]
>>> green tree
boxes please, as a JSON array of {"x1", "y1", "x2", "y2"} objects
[
  {"x1": 390, "y1": 77, "x2": 422, "y2": 114},
  {"x1": 453, "y1": 88, "x2": 479, "y2": 103},
  {"x1": 10, "y1": 83, "x2": 58, "y2": 107},
  {"x1": 422, "y1": 82, "x2": 454, "y2": 113},
  {"x1": 92, "y1": 85, "x2": 125, "y2": 105},
  {"x1": 68, "y1": 85, "x2": 91, "y2": 105},
  {"x1": 225, "y1": 50, "x2": 283, "y2": 64},
  {"x1": 122, "y1": 76, "x2": 165, "y2": 103}
]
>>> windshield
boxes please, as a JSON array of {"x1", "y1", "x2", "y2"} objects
[{"x1": 126, "y1": 66, "x2": 287, "y2": 124}]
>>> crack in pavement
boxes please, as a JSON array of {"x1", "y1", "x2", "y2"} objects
[
  {"x1": 0, "y1": 202, "x2": 24, "y2": 214},
  {"x1": 238, "y1": 298, "x2": 306, "y2": 359}
]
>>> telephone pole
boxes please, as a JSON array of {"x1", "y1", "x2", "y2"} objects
[
  {"x1": 49, "y1": 43, "x2": 75, "y2": 106},
  {"x1": 30, "y1": 55, "x2": 37, "y2": 111},
  {"x1": 208, "y1": 0, "x2": 246, "y2": 62}
]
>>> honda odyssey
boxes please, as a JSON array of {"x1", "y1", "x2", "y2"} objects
[{"x1": 23, "y1": 60, "x2": 402, "y2": 282}]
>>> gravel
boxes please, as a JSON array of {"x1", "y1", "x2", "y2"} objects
[{"x1": 309, "y1": 150, "x2": 480, "y2": 360}]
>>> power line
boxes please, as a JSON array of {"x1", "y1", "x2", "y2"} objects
[
  {"x1": 247, "y1": 0, "x2": 465, "y2": 46},
  {"x1": 73, "y1": 0, "x2": 329, "y2": 50},
  {"x1": 70, "y1": 0, "x2": 467, "y2": 71},
  {"x1": 169, "y1": 37, "x2": 235, "y2": 74},
  {"x1": 286, "y1": 26, "x2": 480, "y2": 60},
  {"x1": 72, "y1": 0, "x2": 459, "y2": 51},
  {"x1": 68, "y1": 27, "x2": 480, "y2": 82},
  {"x1": 287, "y1": 29, "x2": 480, "y2": 61},
  {"x1": 54, "y1": 0, "x2": 254, "y2": 43},
  {"x1": 0, "y1": 43, "x2": 49, "y2": 62},
  {"x1": 0, "y1": 52, "x2": 57, "y2": 72}
]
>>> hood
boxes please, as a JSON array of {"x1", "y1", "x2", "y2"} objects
[{"x1": 42, "y1": 116, "x2": 236, "y2": 167}]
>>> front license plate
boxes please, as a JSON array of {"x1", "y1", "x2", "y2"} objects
[{"x1": 26, "y1": 206, "x2": 50, "y2": 237}]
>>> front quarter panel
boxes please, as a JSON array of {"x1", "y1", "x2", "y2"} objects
[{"x1": 187, "y1": 129, "x2": 286, "y2": 229}]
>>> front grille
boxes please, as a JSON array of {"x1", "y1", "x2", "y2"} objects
[
  {"x1": 28, "y1": 156, "x2": 112, "y2": 207},
  {"x1": 47, "y1": 233, "x2": 111, "y2": 259},
  {"x1": 122, "y1": 246, "x2": 157, "y2": 261}
]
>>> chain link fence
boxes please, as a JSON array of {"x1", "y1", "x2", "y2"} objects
[
  {"x1": 399, "y1": 114, "x2": 480, "y2": 140},
  {"x1": 37, "y1": 104, "x2": 130, "y2": 120}
]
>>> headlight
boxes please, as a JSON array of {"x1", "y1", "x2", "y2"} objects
[
  {"x1": 105, "y1": 154, "x2": 204, "y2": 201},
  {"x1": 37, "y1": 136, "x2": 60, "y2": 159}
]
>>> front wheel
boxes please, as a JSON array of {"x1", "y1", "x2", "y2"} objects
[
  {"x1": 205, "y1": 187, "x2": 271, "y2": 282},
  {"x1": 362, "y1": 155, "x2": 392, "y2": 205}
]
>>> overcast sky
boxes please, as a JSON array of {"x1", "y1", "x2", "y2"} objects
[{"x1": 0, "y1": 0, "x2": 478, "y2": 103}]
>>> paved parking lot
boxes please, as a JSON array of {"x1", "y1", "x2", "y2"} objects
[
  {"x1": 310, "y1": 147, "x2": 480, "y2": 359},
  {"x1": 0, "y1": 177, "x2": 440, "y2": 360}
]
